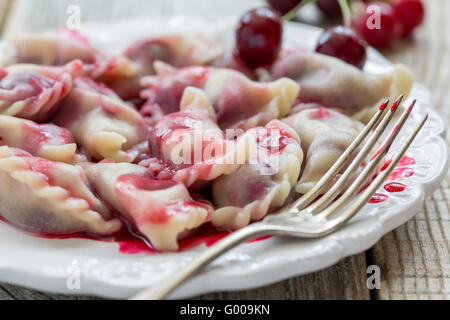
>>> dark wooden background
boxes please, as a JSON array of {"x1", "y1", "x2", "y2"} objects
[{"x1": 0, "y1": 0, "x2": 448, "y2": 299}]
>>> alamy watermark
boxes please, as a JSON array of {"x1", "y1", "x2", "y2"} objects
[
  {"x1": 365, "y1": 5, "x2": 382, "y2": 30},
  {"x1": 66, "y1": 260, "x2": 81, "y2": 290},
  {"x1": 367, "y1": 265, "x2": 381, "y2": 290},
  {"x1": 66, "y1": 5, "x2": 81, "y2": 30}
]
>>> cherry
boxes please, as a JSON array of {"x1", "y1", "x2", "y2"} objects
[
  {"x1": 392, "y1": 0, "x2": 424, "y2": 37},
  {"x1": 236, "y1": 8, "x2": 283, "y2": 68},
  {"x1": 315, "y1": 26, "x2": 367, "y2": 68},
  {"x1": 316, "y1": 0, "x2": 342, "y2": 19},
  {"x1": 267, "y1": 0, "x2": 302, "y2": 15},
  {"x1": 357, "y1": 2, "x2": 397, "y2": 48}
]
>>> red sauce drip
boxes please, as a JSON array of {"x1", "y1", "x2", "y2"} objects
[
  {"x1": 308, "y1": 108, "x2": 332, "y2": 119},
  {"x1": 0, "y1": 216, "x2": 271, "y2": 255},
  {"x1": 380, "y1": 159, "x2": 392, "y2": 171},
  {"x1": 388, "y1": 167, "x2": 414, "y2": 180},
  {"x1": 58, "y1": 28, "x2": 89, "y2": 43},
  {"x1": 0, "y1": 69, "x2": 7, "y2": 79},
  {"x1": 398, "y1": 155, "x2": 415, "y2": 166},
  {"x1": 113, "y1": 227, "x2": 158, "y2": 254},
  {"x1": 384, "y1": 182, "x2": 406, "y2": 193},
  {"x1": 369, "y1": 193, "x2": 389, "y2": 203},
  {"x1": 247, "y1": 235, "x2": 272, "y2": 243},
  {"x1": 379, "y1": 100, "x2": 389, "y2": 110},
  {"x1": 111, "y1": 224, "x2": 272, "y2": 254},
  {"x1": 116, "y1": 240, "x2": 157, "y2": 254},
  {"x1": 177, "y1": 224, "x2": 230, "y2": 251},
  {"x1": 391, "y1": 96, "x2": 403, "y2": 111},
  {"x1": 117, "y1": 173, "x2": 177, "y2": 191},
  {"x1": 381, "y1": 155, "x2": 415, "y2": 171}
]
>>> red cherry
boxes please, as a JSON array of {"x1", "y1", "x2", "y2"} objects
[
  {"x1": 357, "y1": 2, "x2": 397, "y2": 48},
  {"x1": 316, "y1": 0, "x2": 342, "y2": 19},
  {"x1": 392, "y1": 0, "x2": 424, "y2": 37},
  {"x1": 236, "y1": 8, "x2": 283, "y2": 68},
  {"x1": 315, "y1": 26, "x2": 367, "y2": 69},
  {"x1": 267, "y1": 0, "x2": 302, "y2": 15}
]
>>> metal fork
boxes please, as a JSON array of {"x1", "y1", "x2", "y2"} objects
[{"x1": 131, "y1": 96, "x2": 428, "y2": 300}]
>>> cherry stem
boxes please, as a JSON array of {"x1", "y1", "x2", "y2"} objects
[
  {"x1": 282, "y1": 0, "x2": 352, "y2": 26},
  {"x1": 337, "y1": 0, "x2": 352, "y2": 28},
  {"x1": 282, "y1": 0, "x2": 318, "y2": 22}
]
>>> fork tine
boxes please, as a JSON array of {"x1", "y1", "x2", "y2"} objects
[
  {"x1": 325, "y1": 113, "x2": 428, "y2": 230},
  {"x1": 290, "y1": 99, "x2": 390, "y2": 212},
  {"x1": 319, "y1": 99, "x2": 418, "y2": 220},
  {"x1": 305, "y1": 95, "x2": 404, "y2": 215}
]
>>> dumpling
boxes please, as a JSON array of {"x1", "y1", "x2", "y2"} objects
[
  {"x1": 53, "y1": 77, "x2": 147, "y2": 162},
  {"x1": 209, "y1": 50, "x2": 257, "y2": 80},
  {"x1": 212, "y1": 120, "x2": 303, "y2": 230},
  {"x1": 141, "y1": 62, "x2": 299, "y2": 130},
  {"x1": 0, "y1": 115, "x2": 80, "y2": 163},
  {"x1": 271, "y1": 50, "x2": 413, "y2": 122},
  {"x1": 147, "y1": 87, "x2": 256, "y2": 187},
  {"x1": 85, "y1": 162, "x2": 212, "y2": 251},
  {"x1": 0, "y1": 146, "x2": 121, "y2": 235},
  {"x1": 282, "y1": 108, "x2": 364, "y2": 194},
  {"x1": 0, "y1": 60, "x2": 83, "y2": 122},
  {"x1": 107, "y1": 34, "x2": 223, "y2": 100},
  {"x1": 1, "y1": 31, "x2": 136, "y2": 79}
]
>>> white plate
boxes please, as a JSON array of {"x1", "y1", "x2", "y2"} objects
[{"x1": 0, "y1": 17, "x2": 448, "y2": 299}]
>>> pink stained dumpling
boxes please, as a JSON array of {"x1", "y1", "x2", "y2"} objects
[
  {"x1": 0, "y1": 146, "x2": 121, "y2": 236},
  {"x1": 271, "y1": 50, "x2": 413, "y2": 122},
  {"x1": 212, "y1": 120, "x2": 303, "y2": 230},
  {"x1": 85, "y1": 162, "x2": 213, "y2": 251},
  {"x1": 2, "y1": 31, "x2": 136, "y2": 80},
  {"x1": 0, "y1": 60, "x2": 83, "y2": 122},
  {"x1": 107, "y1": 34, "x2": 223, "y2": 101},
  {"x1": 140, "y1": 62, "x2": 299, "y2": 130},
  {"x1": 282, "y1": 107, "x2": 364, "y2": 194},
  {"x1": 0, "y1": 115, "x2": 81, "y2": 163},
  {"x1": 53, "y1": 77, "x2": 148, "y2": 162},
  {"x1": 147, "y1": 87, "x2": 256, "y2": 187}
]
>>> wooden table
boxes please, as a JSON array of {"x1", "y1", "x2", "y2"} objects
[{"x1": 0, "y1": 0, "x2": 448, "y2": 300}]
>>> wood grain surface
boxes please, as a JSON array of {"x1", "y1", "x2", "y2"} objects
[{"x1": 0, "y1": 0, "x2": 448, "y2": 300}]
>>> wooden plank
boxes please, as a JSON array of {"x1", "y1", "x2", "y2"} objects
[
  {"x1": 369, "y1": 0, "x2": 450, "y2": 300},
  {"x1": 369, "y1": 175, "x2": 450, "y2": 300},
  {"x1": 0, "y1": 283, "x2": 103, "y2": 300},
  {"x1": 199, "y1": 254, "x2": 370, "y2": 300}
]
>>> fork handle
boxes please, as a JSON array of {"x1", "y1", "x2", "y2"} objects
[{"x1": 130, "y1": 222, "x2": 272, "y2": 300}]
